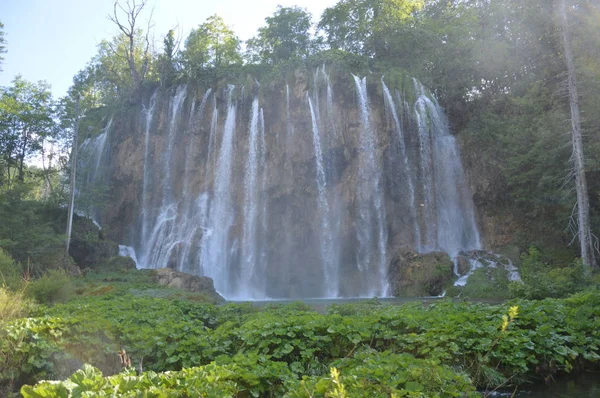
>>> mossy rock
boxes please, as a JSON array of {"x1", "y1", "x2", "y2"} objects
[
  {"x1": 101, "y1": 256, "x2": 137, "y2": 271},
  {"x1": 446, "y1": 267, "x2": 510, "y2": 300},
  {"x1": 153, "y1": 268, "x2": 225, "y2": 304},
  {"x1": 388, "y1": 248, "x2": 454, "y2": 297}
]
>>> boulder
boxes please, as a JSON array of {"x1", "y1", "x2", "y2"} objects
[
  {"x1": 454, "y1": 254, "x2": 471, "y2": 276},
  {"x1": 388, "y1": 247, "x2": 454, "y2": 297},
  {"x1": 102, "y1": 255, "x2": 137, "y2": 271},
  {"x1": 67, "y1": 215, "x2": 119, "y2": 269},
  {"x1": 153, "y1": 268, "x2": 225, "y2": 303}
]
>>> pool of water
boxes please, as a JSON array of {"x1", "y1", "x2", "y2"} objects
[{"x1": 489, "y1": 372, "x2": 600, "y2": 397}]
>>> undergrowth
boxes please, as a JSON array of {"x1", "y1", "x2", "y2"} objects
[{"x1": 1, "y1": 283, "x2": 599, "y2": 396}]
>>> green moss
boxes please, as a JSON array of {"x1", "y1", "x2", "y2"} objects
[{"x1": 449, "y1": 267, "x2": 511, "y2": 300}]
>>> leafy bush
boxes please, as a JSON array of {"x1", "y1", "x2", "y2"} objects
[
  {"x1": 0, "y1": 248, "x2": 22, "y2": 290},
  {"x1": 0, "y1": 186, "x2": 68, "y2": 276},
  {"x1": 7, "y1": 290, "x2": 600, "y2": 394},
  {"x1": 0, "y1": 287, "x2": 33, "y2": 323},
  {"x1": 510, "y1": 247, "x2": 590, "y2": 299},
  {"x1": 26, "y1": 269, "x2": 73, "y2": 304},
  {"x1": 287, "y1": 349, "x2": 477, "y2": 398}
]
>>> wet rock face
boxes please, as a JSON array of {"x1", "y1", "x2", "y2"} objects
[
  {"x1": 152, "y1": 268, "x2": 225, "y2": 303},
  {"x1": 86, "y1": 67, "x2": 483, "y2": 300},
  {"x1": 388, "y1": 248, "x2": 454, "y2": 297}
]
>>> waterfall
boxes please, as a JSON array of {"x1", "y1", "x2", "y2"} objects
[
  {"x1": 240, "y1": 98, "x2": 262, "y2": 298},
  {"x1": 286, "y1": 84, "x2": 292, "y2": 141},
  {"x1": 414, "y1": 80, "x2": 436, "y2": 251},
  {"x1": 76, "y1": 117, "x2": 112, "y2": 226},
  {"x1": 162, "y1": 85, "x2": 188, "y2": 201},
  {"x1": 137, "y1": 85, "x2": 188, "y2": 270},
  {"x1": 413, "y1": 79, "x2": 481, "y2": 256},
  {"x1": 308, "y1": 95, "x2": 338, "y2": 297},
  {"x1": 141, "y1": 91, "x2": 158, "y2": 248},
  {"x1": 353, "y1": 75, "x2": 389, "y2": 297},
  {"x1": 382, "y1": 79, "x2": 420, "y2": 246},
  {"x1": 177, "y1": 89, "x2": 212, "y2": 273},
  {"x1": 101, "y1": 71, "x2": 485, "y2": 301},
  {"x1": 205, "y1": 96, "x2": 219, "y2": 181},
  {"x1": 200, "y1": 85, "x2": 237, "y2": 296},
  {"x1": 258, "y1": 108, "x2": 268, "y2": 289}
]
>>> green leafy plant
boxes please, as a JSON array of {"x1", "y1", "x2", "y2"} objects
[{"x1": 26, "y1": 269, "x2": 73, "y2": 304}]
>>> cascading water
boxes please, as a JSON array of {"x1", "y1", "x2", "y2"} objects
[
  {"x1": 200, "y1": 85, "x2": 237, "y2": 297},
  {"x1": 176, "y1": 89, "x2": 211, "y2": 273},
  {"x1": 413, "y1": 79, "x2": 481, "y2": 256},
  {"x1": 136, "y1": 85, "x2": 188, "y2": 272},
  {"x1": 100, "y1": 71, "x2": 487, "y2": 301},
  {"x1": 382, "y1": 79, "x2": 420, "y2": 247},
  {"x1": 308, "y1": 95, "x2": 338, "y2": 297},
  {"x1": 353, "y1": 75, "x2": 389, "y2": 297},
  {"x1": 141, "y1": 91, "x2": 158, "y2": 247},
  {"x1": 239, "y1": 98, "x2": 263, "y2": 298},
  {"x1": 76, "y1": 117, "x2": 112, "y2": 226}
]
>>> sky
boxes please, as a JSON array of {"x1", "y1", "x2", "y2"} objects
[{"x1": 0, "y1": 0, "x2": 338, "y2": 98}]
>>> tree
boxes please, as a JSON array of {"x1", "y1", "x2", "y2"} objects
[
  {"x1": 0, "y1": 76, "x2": 56, "y2": 185},
  {"x1": 158, "y1": 29, "x2": 180, "y2": 87},
  {"x1": 246, "y1": 6, "x2": 314, "y2": 65},
  {"x1": 108, "y1": 0, "x2": 153, "y2": 97},
  {"x1": 0, "y1": 21, "x2": 6, "y2": 72},
  {"x1": 318, "y1": 0, "x2": 423, "y2": 57},
  {"x1": 182, "y1": 15, "x2": 241, "y2": 78},
  {"x1": 559, "y1": 0, "x2": 597, "y2": 268}
]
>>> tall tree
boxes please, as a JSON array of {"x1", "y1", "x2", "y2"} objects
[
  {"x1": 318, "y1": 0, "x2": 423, "y2": 57},
  {"x1": 182, "y1": 15, "x2": 241, "y2": 77},
  {"x1": 246, "y1": 6, "x2": 314, "y2": 65},
  {"x1": 0, "y1": 21, "x2": 6, "y2": 72},
  {"x1": 559, "y1": 0, "x2": 597, "y2": 268},
  {"x1": 158, "y1": 29, "x2": 179, "y2": 87},
  {"x1": 0, "y1": 76, "x2": 56, "y2": 185},
  {"x1": 108, "y1": 0, "x2": 153, "y2": 97}
]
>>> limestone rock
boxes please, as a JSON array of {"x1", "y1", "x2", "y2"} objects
[
  {"x1": 153, "y1": 268, "x2": 225, "y2": 303},
  {"x1": 388, "y1": 248, "x2": 454, "y2": 297}
]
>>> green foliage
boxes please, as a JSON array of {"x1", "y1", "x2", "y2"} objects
[
  {"x1": 247, "y1": 6, "x2": 316, "y2": 65},
  {"x1": 0, "y1": 21, "x2": 6, "y2": 71},
  {"x1": 448, "y1": 267, "x2": 511, "y2": 300},
  {"x1": 318, "y1": 0, "x2": 424, "y2": 57},
  {"x1": 0, "y1": 248, "x2": 21, "y2": 290},
  {"x1": 510, "y1": 247, "x2": 590, "y2": 299},
  {"x1": 0, "y1": 186, "x2": 70, "y2": 274},
  {"x1": 289, "y1": 349, "x2": 477, "y2": 397},
  {"x1": 0, "y1": 287, "x2": 33, "y2": 323},
  {"x1": 26, "y1": 269, "x2": 73, "y2": 304},
  {"x1": 5, "y1": 289, "x2": 600, "y2": 394},
  {"x1": 0, "y1": 76, "x2": 57, "y2": 186},
  {"x1": 182, "y1": 15, "x2": 242, "y2": 80}
]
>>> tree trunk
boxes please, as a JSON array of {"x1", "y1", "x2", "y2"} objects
[{"x1": 559, "y1": 0, "x2": 597, "y2": 268}]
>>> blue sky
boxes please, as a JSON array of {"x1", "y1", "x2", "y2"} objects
[{"x1": 0, "y1": 0, "x2": 337, "y2": 98}]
